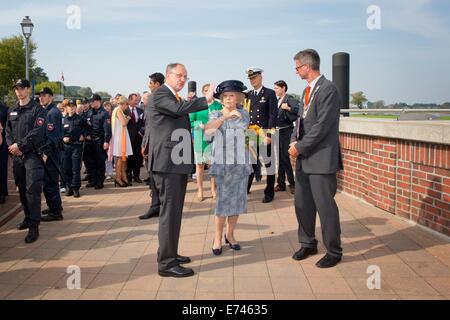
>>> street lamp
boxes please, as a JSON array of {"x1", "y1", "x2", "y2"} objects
[{"x1": 20, "y1": 16, "x2": 34, "y2": 80}]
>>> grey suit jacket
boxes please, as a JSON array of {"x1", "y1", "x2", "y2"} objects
[
  {"x1": 148, "y1": 85, "x2": 209, "y2": 175},
  {"x1": 291, "y1": 76, "x2": 343, "y2": 174},
  {"x1": 141, "y1": 103, "x2": 152, "y2": 152}
]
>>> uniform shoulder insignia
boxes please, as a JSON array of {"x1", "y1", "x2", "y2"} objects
[
  {"x1": 47, "y1": 123, "x2": 54, "y2": 131},
  {"x1": 36, "y1": 117, "x2": 45, "y2": 126}
]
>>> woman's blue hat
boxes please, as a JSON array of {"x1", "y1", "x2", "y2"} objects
[{"x1": 214, "y1": 80, "x2": 247, "y2": 99}]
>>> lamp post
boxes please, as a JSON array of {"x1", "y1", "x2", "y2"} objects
[{"x1": 20, "y1": 16, "x2": 34, "y2": 81}]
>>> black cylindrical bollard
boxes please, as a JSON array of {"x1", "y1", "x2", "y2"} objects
[
  {"x1": 188, "y1": 81, "x2": 197, "y2": 93},
  {"x1": 332, "y1": 52, "x2": 350, "y2": 116}
]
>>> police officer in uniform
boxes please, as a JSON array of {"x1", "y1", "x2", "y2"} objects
[
  {"x1": 38, "y1": 87, "x2": 64, "y2": 222},
  {"x1": 0, "y1": 100, "x2": 8, "y2": 204},
  {"x1": 5, "y1": 79, "x2": 46, "y2": 243},
  {"x1": 86, "y1": 94, "x2": 111, "y2": 189},
  {"x1": 63, "y1": 100, "x2": 90, "y2": 198},
  {"x1": 80, "y1": 97, "x2": 94, "y2": 182},
  {"x1": 246, "y1": 68, "x2": 278, "y2": 203}
]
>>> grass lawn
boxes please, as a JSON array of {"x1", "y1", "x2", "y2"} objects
[
  {"x1": 350, "y1": 114, "x2": 398, "y2": 119},
  {"x1": 349, "y1": 114, "x2": 450, "y2": 120}
]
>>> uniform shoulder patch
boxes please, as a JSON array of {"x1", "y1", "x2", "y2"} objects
[
  {"x1": 36, "y1": 117, "x2": 45, "y2": 126},
  {"x1": 47, "y1": 123, "x2": 54, "y2": 131}
]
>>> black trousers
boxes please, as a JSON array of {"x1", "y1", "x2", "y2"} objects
[
  {"x1": 0, "y1": 142, "x2": 8, "y2": 196},
  {"x1": 13, "y1": 154, "x2": 44, "y2": 227},
  {"x1": 247, "y1": 142, "x2": 275, "y2": 197},
  {"x1": 64, "y1": 144, "x2": 82, "y2": 189},
  {"x1": 127, "y1": 139, "x2": 143, "y2": 179},
  {"x1": 83, "y1": 142, "x2": 95, "y2": 177},
  {"x1": 294, "y1": 169, "x2": 342, "y2": 258},
  {"x1": 153, "y1": 172, "x2": 188, "y2": 271},
  {"x1": 147, "y1": 171, "x2": 161, "y2": 211},
  {"x1": 43, "y1": 151, "x2": 63, "y2": 212},
  {"x1": 90, "y1": 140, "x2": 107, "y2": 185},
  {"x1": 277, "y1": 127, "x2": 295, "y2": 187}
]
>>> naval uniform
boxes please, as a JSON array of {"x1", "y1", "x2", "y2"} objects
[{"x1": 246, "y1": 86, "x2": 278, "y2": 199}]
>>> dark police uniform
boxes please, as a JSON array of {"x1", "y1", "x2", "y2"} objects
[
  {"x1": 41, "y1": 102, "x2": 63, "y2": 216},
  {"x1": 276, "y1": 94, "x2": 299, "y2": 191},
  {"x1": 87, "y1": 105, "x2": 111, "y2": 188},
  {"x1": 0, "y1": 102, "x2": 8, "y2": 203},
  {"x1": 5, "y1": 98, "x2": 46, "y2": 232},
  {"x1": 246, "y1": 71, "x2": 278, "y2": 202},
  {"x1": 81, "y1": 106, "x2": 94, "y2": 181},
  {"x1": 63, "y1": 112, "x2": 90, "y2": 194}
]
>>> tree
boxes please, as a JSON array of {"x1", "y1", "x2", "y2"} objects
[
  {"x1": 32, "y1": 66, "x2": 49, "y2": 84},
  {"x1": 35, "y1": 81, "x2": 61, "y2": 95},
  {"x1": 0, "y1": 35, "x2": 37, "y2": 97},
  {"x1": 94, "y1": 91, "x2": 112, "y2": 100},
  {"x1": 77, "y1": 87, "x2": 93, "y2": 98},
  {"x1": 368, "y1": 100, "x2": 385, "y2": 109},
  {"x1": 351, "y1": 91, "x2": 368, "y2": 109}
]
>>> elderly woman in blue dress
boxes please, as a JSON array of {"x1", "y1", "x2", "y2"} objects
[{"x1": 204, "y1": 80, "x2": 253, "y2": 255}]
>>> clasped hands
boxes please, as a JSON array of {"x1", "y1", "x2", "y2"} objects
[{"x1": 288, "y1": 142, "x2": 299, "y2": 158}]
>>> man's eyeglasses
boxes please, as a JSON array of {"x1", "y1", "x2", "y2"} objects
[
  {"x1": 170, "y1": 72, "x2": 189, "y2": 80},
  {"x1": 295, "y1": 64, "x2": 307, "y2": 71}
]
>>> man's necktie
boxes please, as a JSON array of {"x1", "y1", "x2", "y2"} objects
[
  {"x1": 304, "y1": 85, "x2": 311, "y2": 111},
  {"x1": 131, "y1": 107, "x2": 136, "y2": 123},
  {"x1": 175, "y1": 92, "x2": 181, "y2": 102},
  {"x1": 297, "y1": 85, "x2": 312, "y2": 139}
]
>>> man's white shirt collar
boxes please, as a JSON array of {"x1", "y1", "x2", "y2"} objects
[
  {"x1": 308, "y1": 74, "x2": 323, "y2": 91},
  {"x1": 164, "y1": 83, "x2": 178, "y2": 98},
  {"x1": 253, "y1": 86, "x2": 263, "y2": 96}
]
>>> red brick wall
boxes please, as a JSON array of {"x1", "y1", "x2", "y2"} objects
[{"x1": 338, "y1": 133, "x2": 450, "y2": 236}]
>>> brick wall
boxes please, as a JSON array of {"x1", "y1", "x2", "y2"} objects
[{"x1": 337, "y1": 133, "x2": 450, "y2": 236}]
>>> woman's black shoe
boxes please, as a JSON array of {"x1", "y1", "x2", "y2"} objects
[
  {"x1": 212, "y1": 247, "x2": 222, "y2": 255},
  {"x1": 224, "y1": 236, "x2": 241, "y2": 251},
  {"x1": 212, "y1": 241, "x2": 222, "y2": 255},
  {"x1": 114, "y1": 180, "x2": 128, "y2": 188}
]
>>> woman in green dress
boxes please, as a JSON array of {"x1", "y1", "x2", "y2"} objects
[{"x1": 190, "y1": 84, "x2": 222, "y2": 201}]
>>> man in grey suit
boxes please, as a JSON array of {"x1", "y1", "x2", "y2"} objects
[
  {"x1": 288, "y1": 49, "x2": 344, "y2": 268},
  {"x1": 139, "y1": 73, "x2": 165, "y2": 220},
  {"x1": 148, "y1": 63, "x2": 214, "y2": 277}
]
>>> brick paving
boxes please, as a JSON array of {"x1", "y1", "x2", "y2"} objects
[{"x1": 0, "y1": 178, "x2": 449, "y2": 300}]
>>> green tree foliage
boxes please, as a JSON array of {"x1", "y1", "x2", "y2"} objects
[
  {"x1": 35, "y1": 81, "x2": 61, "y2": 95},
  {"x1": 351, "y1": 91, "x2": 368, "y2": 109},
  {"x1": 32, "y1": 66, "x2": 49, "y2": 84},
  {"x1": 95, "y1": 91, "x2": 111, "y2": 100},
  {"x1": 0, "y1": 35, "x2": 37, "y2": 97},
  {"x1": 77, "y1": 87, "x2": 93, "y2": 97}
]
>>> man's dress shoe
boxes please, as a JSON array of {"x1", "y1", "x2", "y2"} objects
[
  {"x1": 292, "y1": 247, "x2": 318, "y2": 261},
  {"x1": 176, "y1": 255, "x2": 191, "y2": 264},
  {"x1": 139, "y1": 208, "x2": 160, "y2": 220},
  {"x1": 158, "y1": 265, "x2": 194, "y2": 278},
  {"x1": 316, "y1": 254, "x2": 342, "y2": 268}
]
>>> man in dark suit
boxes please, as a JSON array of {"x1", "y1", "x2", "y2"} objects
[
  {"x1": 0, "y1": 101, "x2": 8, "y2": 204},
  {"x1": 125, "y1": 93, "x2": 145, "y2": 184},
  {"x1": 274, "y1": 80, "x2": 299, "y2": 195},
  {"x1": 246, "y1": 68, "x2": 279, "y2": 203},
  {"x1": 148, "y1": 63, "x2": 214, "y2": 277},
  {"x1": 139, "y1": 72, "x2": 165, "y2": 220},
  {"x1": 288, "y1": 49, "x2": 344, "y2": 268}
]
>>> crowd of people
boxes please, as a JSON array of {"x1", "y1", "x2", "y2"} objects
[{"x1": 0, "y1": 48, "x2": 344, "y2": 278}]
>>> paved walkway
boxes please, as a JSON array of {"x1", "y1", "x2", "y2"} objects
[{"x1": 0, "y1": 179, "x2": 449, "y2": 300}]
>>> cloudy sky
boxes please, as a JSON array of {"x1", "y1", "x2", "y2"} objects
[{"x1": 1, "y1": 0, "x2": 449, "y2": 104}]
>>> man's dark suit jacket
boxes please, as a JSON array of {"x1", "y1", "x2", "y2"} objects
[
  {"x1": 292, "y1": 76, "x2": 343, "y2": 174},
  {"x1": 124, "y1": 106, "x2": 144, "y2": 144},
  {"x1": 148, "y1": 84, "x2": 208, "y2": 175},
  {"x1": 276, "y1": 94, "x2": 300, "y2": 128}
]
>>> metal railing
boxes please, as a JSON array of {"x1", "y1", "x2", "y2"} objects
[{"x1": 340, "y1": 109, "x2": 450, "y2": 114}]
